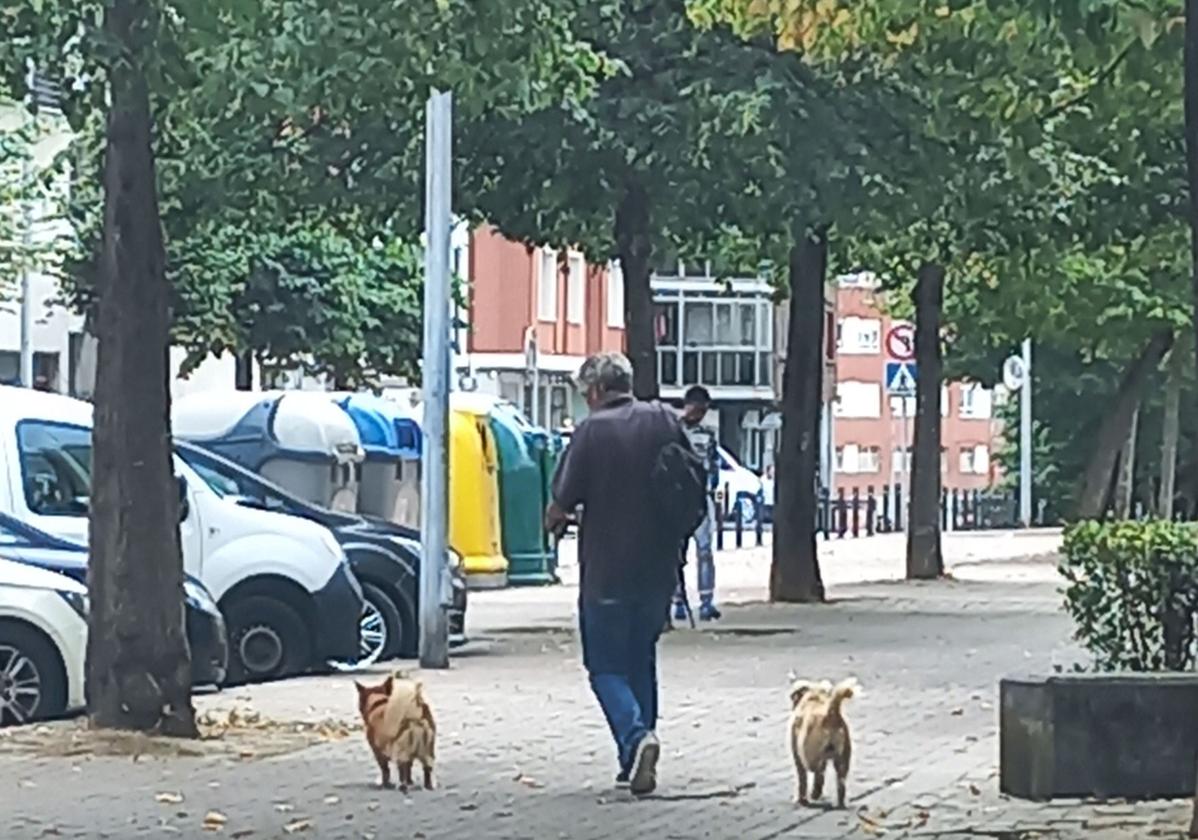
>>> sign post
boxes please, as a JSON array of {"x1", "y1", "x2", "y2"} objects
[
  {"x1": 885, "y1": 325, "x2": 917, "y2": 526},
  {"x1": 1002, "y1": 342, "x2": 1033, "y2": 527},
  {"x1": 419, "y1": 90, "x2": 452, "y2": 669}
]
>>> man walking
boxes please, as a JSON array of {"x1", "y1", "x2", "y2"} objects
[
  {"x1": 545, "y1": 352, "x2": 689, "y2": 795},
  {"x1": 674, "y1": 385, "x2": 722, "y2": 622}
]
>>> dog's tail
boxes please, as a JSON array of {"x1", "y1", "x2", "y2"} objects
[{"x1": 829, "y1": 678, "x2": 859, "y2": 716}]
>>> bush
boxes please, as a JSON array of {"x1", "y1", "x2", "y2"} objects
[{"x1": 1060, "y1": 520, "x2": 1198, "y2": 672}]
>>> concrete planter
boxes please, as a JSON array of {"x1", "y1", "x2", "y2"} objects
[{"x1": 1000, "y1": 673, "x2": 1198, "y2": 800}]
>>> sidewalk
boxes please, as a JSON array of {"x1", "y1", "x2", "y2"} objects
[{"x1": 1, "y1": 531, "x2": 1192, "y2": 839}]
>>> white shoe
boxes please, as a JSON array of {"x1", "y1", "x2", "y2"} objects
[{"x1": 629, "y1": 732, "x2": 660, "y2": 795}]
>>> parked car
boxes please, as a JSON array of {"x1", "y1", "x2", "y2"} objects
[
  {"x1": 0, "y1": 510, "x2": 227, "y2": 687},
  {"x1": 0, "y1": 387, "x2": 363, "y2": 684},
  {"x1": 716, "y1": 446, "x2": 766, "y2": 527},
  {"x1": 176, "y1": 440, "x2": 468, "y2": 660},
  {"x1": 0, "y1": 557, "x2": 87, "y2": 725}
]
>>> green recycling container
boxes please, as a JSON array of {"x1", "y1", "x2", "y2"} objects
[
  {"x1": 535, "y1": 429, "x2": 564, "y2": 583},
  {"x1": 488, "y1": 401, "x2": 557, "y2": 586}
]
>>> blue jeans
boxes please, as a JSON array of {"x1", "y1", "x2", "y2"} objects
[
  {"x1": 675, "y1": 497, "x2": 716, "y2": 607},
  {"x1": 579, "y1": 596, "x2": 667, "y2": 774}
]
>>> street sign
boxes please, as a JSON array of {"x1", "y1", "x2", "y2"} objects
[
  {"x1": 885, "y1": 324, "x2": 916, "y2": 361},
  {"x1": 885, "y1": 361, "x2": 918, "y2": 396},
  {"x1": 1002, "y1": 354, "x2": 1026, "y2": 391}
]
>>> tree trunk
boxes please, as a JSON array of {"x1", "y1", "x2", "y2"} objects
[
  {"x1": 1075, "y1": 331, "x2": 1173, "y2": 520},
  {"x1": 906, "y1": 263, "x2": 944, "y2": 580},
  {"x1": 234, "y1": 350, "x2": 254, "y2": 390},
  {"x1": 88, "y1": 0, "x2": 195, "y2": 736},
  {"x1": 770, "y1": 228, "x2": 826, "y2": 603},
  {"x1": 1113, "y1": 405, "x2": 1139, "y2": 519},
  {"x1": 1160, "y1": 346, "x2": 1183, "y2": 519},
  {"x1": 614, "y1": 181, "x2": 657, "y2": 400}
]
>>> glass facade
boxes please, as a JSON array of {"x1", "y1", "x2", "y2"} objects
[{"x1": 654, "y1": 291, "x2": 774, "y2": 391}]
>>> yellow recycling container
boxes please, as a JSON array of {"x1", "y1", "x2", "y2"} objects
[{"x1": 450, "y1": 404, "x2": 508, "y2": 589}]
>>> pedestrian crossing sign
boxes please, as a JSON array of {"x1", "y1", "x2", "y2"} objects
[{"x1": 885, "y1": 361, "x2": 917, "y2": 396}]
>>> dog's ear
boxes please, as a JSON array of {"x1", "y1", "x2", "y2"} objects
[
  {"x1": 381, "y1": 675, "x2": 394, "y2": 695},
  {"x1": 788, "y1": 681, "x2": 812, "y2": 707},
  {"x1": 354, "y1": 680, "x2": 367, "y2": 698}
]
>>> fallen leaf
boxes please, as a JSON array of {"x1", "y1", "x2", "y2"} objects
[
  {"x1": 322, "y1": 795, "x2": 340, "y2": 805},
  {"x1": 202, "y1": 811, "x2": 228, "y2": 832},
  {"x1": 156, "y1": 793, "x2": 185, "y2": 805},
  {"x1": 950, "y1": 708, "x2": 964, "y2": 716},
  {"x1": 274, "y1": 804, "x2": 294, "y2": 814},
  {"x1": 515, "y1": 775, "x2": 544, "y2": 789},
  {"x1": 968, "y1": 783, "x2": 981, "y2": 795},
  {"x1": 283, "y1": 818, "x2": 312, "y2": 834},
  {"x1": 459, "y1": 803, "x2": 478, "y2": 812},
  {"x1": 231, "y1": 832, "x2": 254, "y2": 839}
]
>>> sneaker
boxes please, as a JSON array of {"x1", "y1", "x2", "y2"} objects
[
  {"x1": 615, "y1": 771, "x2": 630, "y2": 790},
  {"x1": 699, "y1": 603, "x2": 722, "y2": 622},
  {"x1": 673, "y1": 602, "x2": 688, "y2": 621},
  {"x1": 629, "y1": 732, "x2": 660, "y2": 796}
]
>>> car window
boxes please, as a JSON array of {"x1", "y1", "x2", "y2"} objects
[{"x1": 17, "y1": 421, "x2": 93, "y2": 516}]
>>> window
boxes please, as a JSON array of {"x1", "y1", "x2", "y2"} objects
[
  {"x1": 839, "y1": 445, "x2": 881, "y2": 474},
  {"x1": 837, "y1": 317, "x2": 881, "y2": 355},
  {"x1": 607, "y1": 261, "x2": 625, "y2": 328},
  {"x1": 959, "y1": 384, "x2": 993, "y2": 419},
  {"x1": 176, "y1": 445, "x2": 305, "y2": 516},
  {"x1": 834, "y1": 381, "x2": 881, "y2": 418},
  {"x1": 856, "y1": 446, "x2": 881, "y2": 473},
  {"x1": 891, "y1": 446, "x2": 912, "y2": 474},
  {"x1": 959, "y1": 445, "x2": 991, "y2": 475},
  {"x1": 537, "y1": 248, "x2": 558, "y2": 322},
  {"x1": 17, "y1": 421, "x2": 93, "y2": 516},
  {"x1": 567, "y1": 252, "x2": 585, "y2": 325}
]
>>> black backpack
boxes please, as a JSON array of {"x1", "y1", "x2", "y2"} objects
[{"x1": 650, "y1": 409, "x2": 709, "y2": 546}]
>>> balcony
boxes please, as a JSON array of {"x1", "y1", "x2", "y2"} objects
[{"x1": 652, "y1": 275, "x2": 776, "y2": 402}]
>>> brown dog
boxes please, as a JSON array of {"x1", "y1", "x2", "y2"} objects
[
  {"x1": 355, "y1": 673, "x2": 437, "y2": 791},
  {"x1": 788, "y1": 677, "x2": 858, "y2": 808}
]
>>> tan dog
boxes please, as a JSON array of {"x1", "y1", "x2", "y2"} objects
[
  {"x1": 355, "y1": 673, "x2": 437, "y2": 791},
  {"x1": 787, "y1": 676, "x2": 858, "y2": 808}
]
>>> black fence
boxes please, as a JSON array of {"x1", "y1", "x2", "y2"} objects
[
  {"x1": 818, "y1": 484, "x2": 1022, "y2": 539},
  {"x1": 710, "y1": 483, "x2": 1026, "y2": 552}
]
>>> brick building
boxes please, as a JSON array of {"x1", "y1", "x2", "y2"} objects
[{"x1": 830, "y1": 274, "x2": 1002, "y2": 494}]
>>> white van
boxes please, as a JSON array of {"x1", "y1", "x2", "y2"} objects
[{"x1": 0, "y1": 388, "x2": 362, "y2": 684}]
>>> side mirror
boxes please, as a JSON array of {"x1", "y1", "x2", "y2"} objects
[{"x1": 176, "y1": 475, "x2": 190, "y2": 522}]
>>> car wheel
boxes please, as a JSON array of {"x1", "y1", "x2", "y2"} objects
[
  {"x1": 0, "y1": 623, "x2": 66, "y2": 726},
  {"x1": 356, "y1": 582, "x2": 404, "y2": 665},
  {"x1": 224, "y1": 596, "x2": 311, "y2": 684}
]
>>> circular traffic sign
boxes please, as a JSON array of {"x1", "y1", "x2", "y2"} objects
[
  {"x1": 885, "y1": 324, "x2": 915, "y2": 361},
  {"x1": 1002, "y1": 355, "x2": 1026, "y2": 391}
]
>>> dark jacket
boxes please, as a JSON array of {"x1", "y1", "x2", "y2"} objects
[{"x1": 552, "y1": 394, "x2": 688, "y2": 601}]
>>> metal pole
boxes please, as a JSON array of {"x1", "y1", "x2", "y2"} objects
[
  {"x1": 419, "y1": 90, "x2": 452, "y2": 669},
  {"x1": 1019, "y1": 338, "x2": 1033, "y2": 527},
  {"x1": 900, "y1": 400, "x2": 910, "y2": 530},
  {"x1": 19, "y1": 156, "x2": 34, "y2": 388}
]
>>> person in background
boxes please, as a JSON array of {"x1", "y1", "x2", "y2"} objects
[
  {"x1": 545, "y1": 352, "x2": 685, "y2": 796},
  {"x1": 674, "y1": 385, "x2": 722, "y2": 622}
]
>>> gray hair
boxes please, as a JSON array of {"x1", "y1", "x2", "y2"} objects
[{"x1": 575, "y1": 352, "x2": 633, "y2": 395}]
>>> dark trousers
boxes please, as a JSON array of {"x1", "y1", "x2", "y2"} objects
[{"x1": 579, "y1": 596, "x2": 668, "y2": 773}]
